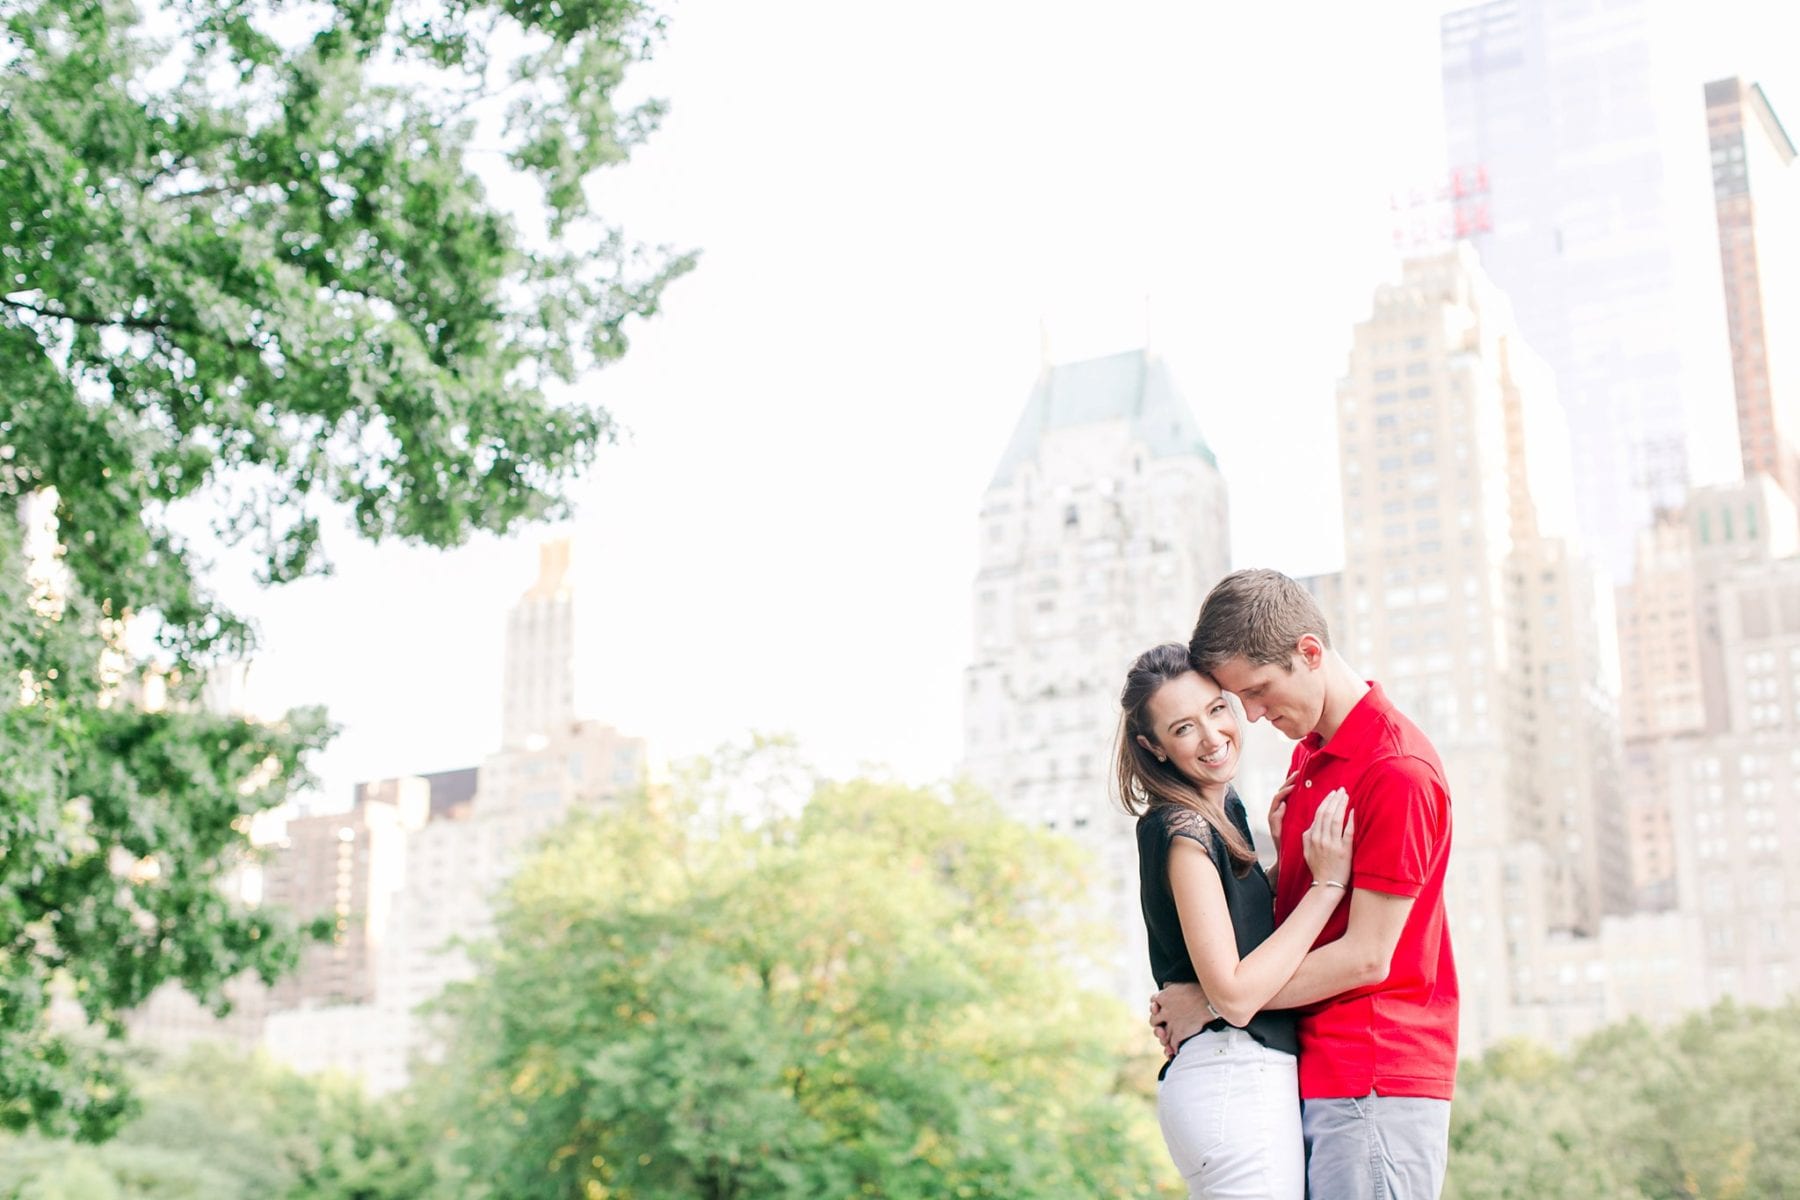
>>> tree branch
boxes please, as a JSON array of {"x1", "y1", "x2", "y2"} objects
[
  {"x1": 158, "y1": 182, "x2": 259, "y2": 201},
  {"x1": 3, "y1": 296, "x2": 175, "y2": 334},
  {"x1": 136, "y1": 153, "x2": 199, "y2": 192},
  {"x1": 3, "y1": 296, "x2": 259, "y2": 355}
]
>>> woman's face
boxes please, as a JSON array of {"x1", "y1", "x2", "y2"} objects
[{"x1": 1140, "y1": 670, "x2": 1240, "y2": 792}]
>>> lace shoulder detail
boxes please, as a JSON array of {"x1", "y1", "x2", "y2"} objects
[{"x1": 1160, "y1": 804, "x2": 1216, "y2": 850}]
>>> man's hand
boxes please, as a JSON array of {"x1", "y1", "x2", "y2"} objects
[
  {"x1": 1147, "y1": 982, "x2": 1212, "y2": 1058},
  {"x1": 1148, "y1": 993, "x2": 1171, "y2": 1058},
  {"x1": 1268, "y1": 770, "x2": 1298, "y2": 848}
]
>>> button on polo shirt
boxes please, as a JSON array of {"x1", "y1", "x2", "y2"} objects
[{"x1": 1273, "y1": 682, "x2": 1459, "y2": 1101}]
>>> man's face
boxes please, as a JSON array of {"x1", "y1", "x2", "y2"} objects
[{"x1": 1211, "y1": 652, "x2": 1324, "y2": 740}]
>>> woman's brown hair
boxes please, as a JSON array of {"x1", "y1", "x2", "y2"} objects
[{"x1": 1114, "y1": 642, "x2": 1257, "y2": 873}]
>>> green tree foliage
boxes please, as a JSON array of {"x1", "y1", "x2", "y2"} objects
[
  {"x1": 0, "y1": 1045, "x2": 444, "y2": 1197},
  {"x1": 0, "y1": 0, "x2": 691, "y2": 1138},
  {"x1": 1446, "y1": 1000, "x2": 1800, "y2": 1199},
  {"x1": 428, "y1": 773, "x2": 1176, "y2": 1199}
]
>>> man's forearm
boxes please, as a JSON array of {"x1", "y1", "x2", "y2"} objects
[
  {"x1": 1264, "y1": 935, "x2": 1384, "y2": 1010},
  {"x1": 1267, "y1": 886, "x2": 1411, "y2": 1010}
]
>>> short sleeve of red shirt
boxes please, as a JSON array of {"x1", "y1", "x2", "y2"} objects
[{"x1": 1349, "y1": 755, "x2": 1445, "y2": 898}]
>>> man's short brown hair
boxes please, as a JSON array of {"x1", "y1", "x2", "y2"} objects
[{"x1": 1189, "y1": 568, "x2": 1332, "y2": 673}]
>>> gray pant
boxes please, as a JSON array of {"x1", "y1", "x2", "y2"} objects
[{"x1": 1301, "y1": 1092, "x2": 1450, "y2": 1200}]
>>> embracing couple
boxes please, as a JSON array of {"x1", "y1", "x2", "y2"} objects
[{"x1": 1118, "y1": 569, "x2": 1457, "y2": 1200}]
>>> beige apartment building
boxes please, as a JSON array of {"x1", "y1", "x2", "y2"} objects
[
  {"x1": 1617, "y1": 511, "x2": 1708, "y2": 747},
  {"x1": 1336, "y1": 247, "x2": 1626, "y2": 924},
  {"x1": 132, "y1": 540, "x2": 648, "y2": 1091},
  {"x1": 359, "y1": 718, "x2": 646, "y2": 1091},
  {"x1": 1617, "y1": 479, "x2": 1795, "y2": 902},
  {"x1": 275, "y1": 541, "x2": 646, "y2": 1091},
  {"x1": 1333, "y1": 246, "x2": 1639, "y2": 1048},
  {"x1": 1615, "y1": 477, "x2": 1800, "y2": 1010},
  {"x1": 261, "y1": 779, "x2": 432, "y2": 1010},
  {"x1": 1666, "y1": 728, "x2": 1800, "y2": 1006}
]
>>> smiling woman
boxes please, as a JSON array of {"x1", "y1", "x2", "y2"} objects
[
  {"x1": 1115, "y1": 644, "x2": 1256, "y2": 870},
  {"x1": 1115, "y1": 642, "x2": 1352, "y2": 1199}
]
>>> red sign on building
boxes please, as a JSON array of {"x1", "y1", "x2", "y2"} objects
[{"x1": 1391, "y1": 165, "x2": 1493, "y2": 251}]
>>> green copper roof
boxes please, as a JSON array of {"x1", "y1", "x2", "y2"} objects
[{"x1": 989, "y1": 348, "x2": 1218, "y2": 487}]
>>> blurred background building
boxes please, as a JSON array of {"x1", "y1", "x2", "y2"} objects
[
  {"x1": 959, "y1": 346, "x2": 1244, "y2": 999},
  {"x1": 1705, "y1": 76, "x2": 1800, "y2": 506},
  {"x1": 130, "y1": 541, "x2": 647, "y2": 1090},
  {"x1": 1440, "y1": 0, "x2": 1738, "y2": 582}
]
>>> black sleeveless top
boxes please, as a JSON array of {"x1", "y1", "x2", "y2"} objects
[{"x1": 1136, "y1": 790, "x2": 1299, "y2": 1057}]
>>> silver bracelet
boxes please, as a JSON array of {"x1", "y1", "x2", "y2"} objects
[{"x1": 1310, "y1": 880, "x2": 1348, "y2": 891}]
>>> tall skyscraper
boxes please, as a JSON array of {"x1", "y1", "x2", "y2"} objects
[
  {"x1": 1440, "y1": 0, "x2": 1736, "y2": 580},
  {"x1": 1705, "y1": 78, "x2": 1800, "y2": 506},
  {"x1": 502, "y1": 539, "x2": 575, "y2": 750},
  {"x1": 962, "y1": 347, "x2": 1233, "y2": 998},
  {"x1": 1334, "y1": 248, "x2": 1633, "y2": 1043},
  {"x1": 1337, "y1": 248, "x2": 1524, "y2": 854}
]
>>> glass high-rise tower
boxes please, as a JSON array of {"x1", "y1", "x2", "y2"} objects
[{"x1": 1440, "y1": 0, "x2": 1736, "y2": 581}]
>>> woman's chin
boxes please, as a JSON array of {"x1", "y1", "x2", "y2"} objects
[{"x1": 1192, "y1": 766, "x2": 1236, "y2": 790}]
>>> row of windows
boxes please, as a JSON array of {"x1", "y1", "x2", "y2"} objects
[
  {"x1": 1744, "y1": 649, "x2": 1800, "y2": 672},
  {"x1": 1694, "y1": 806, "x2": 1783, "y2": 834},
  {"x1": 1746, "y1": 703, "x2": 1798, "y2": 728},
  {"x1": 1380, "y1": 494, "x2": 1443, "y2": 516},
  {"x1": 1706, "y1": 922, "x2": 1789, "y2": 953},
  {"x1": 1370, "y1": 370, "x2": 1435, "y2": 392},
  {"x1": 1362, "y1": 335, "x2": 1432, "y2": 357},
  {"x1": 1697, "y1": 503, "x2": 1760, "y2": 544},
  {"x1": 1744, "y1": 676, "x2": 1793, "y2": 701}
]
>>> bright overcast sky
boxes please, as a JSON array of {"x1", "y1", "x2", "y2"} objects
[{"x1": 211, "y1": 0, "x2": 1800, "y2": 807}]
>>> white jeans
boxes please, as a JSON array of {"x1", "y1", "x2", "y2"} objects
[{"x1": 1157, "y1": 1027, "x2": 1305, "y2": 1200}]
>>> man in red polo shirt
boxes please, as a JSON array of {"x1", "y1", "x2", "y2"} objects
[{"x1": 1151, "y1": 568, "x2": 1457, "y2": 1199}]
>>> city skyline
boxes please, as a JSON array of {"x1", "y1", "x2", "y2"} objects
[
  {"x1": 19, "y1": 0, "x2": 1800, "y2": 1177},
  {"x1": 187, "y1": 0, "x2": 1800, "y2": 810}
]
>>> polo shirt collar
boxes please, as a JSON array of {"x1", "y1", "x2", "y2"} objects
[{"x1": 1301, "y1": 681, "x2": 1390, "y2": 760}]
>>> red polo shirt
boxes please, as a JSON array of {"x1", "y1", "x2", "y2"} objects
[{"x1": 1273, "y1": 682, "x2": 1458, "y2": 1101}]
